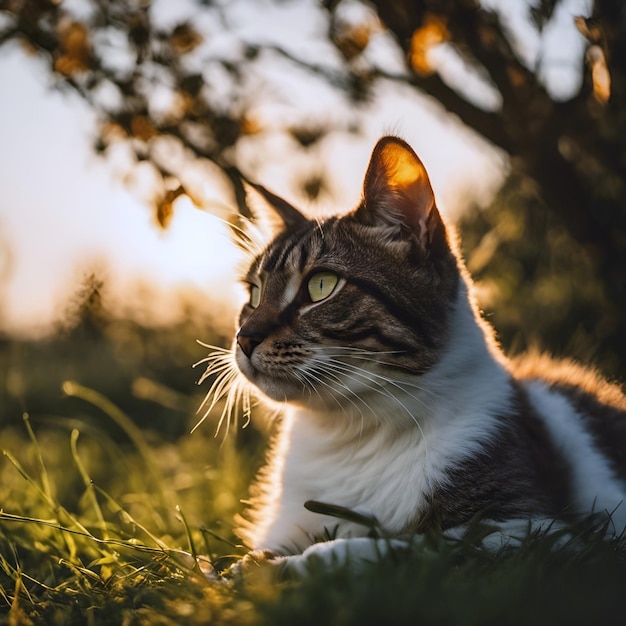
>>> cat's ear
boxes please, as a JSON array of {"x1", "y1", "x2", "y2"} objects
[
  {"x1": 358, "y1": 136, "x2": 447, "y2": 254},
  {"x1": 244, "y1": 181, "x2": 308, "y2": 240}
]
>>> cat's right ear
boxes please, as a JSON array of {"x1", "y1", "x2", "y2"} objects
[
  {"x1": 357, "y1": 136, "x2": 447, "y2": 257},
  {"x1": 244, "y1": 181, "x2": 308, "y2": 240}
]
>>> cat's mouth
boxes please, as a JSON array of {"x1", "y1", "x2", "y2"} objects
[{"x1": 235, "y1": 343, "x2": 307, "y2": 403}]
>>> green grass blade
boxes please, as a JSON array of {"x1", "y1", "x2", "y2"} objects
[
  {"x1": 92, "y1": 485, "x2": 171, "y2": 552},
  {"x1": 22, "y1": 412, "x2": 52, "y2": 501},
  {"x1": 176, "y1": 505, "x2": 198, "y2": 560},
  {"x1": 304, "y1": 500, "x2": 384, "y2": 536},
  {"x1": 69, "y1": 429, "x2": 108, "y2": 539},
  {"x1": 62, "y1": 381, "x2": 176, "y2": 512}
]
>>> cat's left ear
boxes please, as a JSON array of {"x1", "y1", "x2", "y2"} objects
[
  {"x1": 358, "y1": 136, "x2": 447, "y2": 255},
  {"x1": 244, "y1": 181, "x2": 308, "y2": 240}
]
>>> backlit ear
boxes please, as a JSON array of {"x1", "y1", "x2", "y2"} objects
[
  {"x1": 357, "y1": 136, "x2": 446, "y2": 254},
  {"x1": 244, "y1": 181, "x2": 308, "y2": 240}
]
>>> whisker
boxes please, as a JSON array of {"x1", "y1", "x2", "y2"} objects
[
  {"x1": 210, "y1": 212, "x2": 265, "y2": 258},
  {"x1": 303, "y1": 362, "x2": 386, "y2": 430},
  {"x1": 196, "y1": 340, "x2": 233, "y2": 353},
  {"x1": 309, "y1": 346, "x2": 403, "y2": 354},
  {"x1": 317, "y1": 356, "x2": 439, "y2": 408},
  {"x1": 299, "y1": 363, "x2": 373, "y2": 437},
  {"x1": 313, "y1": 358, "x2": 431, "y2": 460},
  {"x1": 311, "y1": 347, "x2": 440, "y2": 398},
  {"x1": 291, "y1": 368, "x2": 318, "y2": 403},
  {"x1": 297, "y1": 365, "x2": 358, "y2": 418},
  {"x1": 193, "y1": 342, "x2": 251, "y2": 437}
]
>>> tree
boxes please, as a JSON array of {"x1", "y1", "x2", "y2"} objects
[
  {"x1": 364, "y1": 0, "x2": 626, "y2": 374},
  {"x1": 1, "y1": 0, "x2": 624, "y2": 373}
]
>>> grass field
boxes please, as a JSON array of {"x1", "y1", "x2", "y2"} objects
[
  {"x1": 2, "y1": 303, "x2": 626, "y2": 625},
  {"x1": 3, "y1": 414, "x2": 626, "y2": 626}
]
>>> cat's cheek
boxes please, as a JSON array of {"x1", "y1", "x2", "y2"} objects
[{"x1": 235, "y1": 346, "x2": 256, "y2": 380}]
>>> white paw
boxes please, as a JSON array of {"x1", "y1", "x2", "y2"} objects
[{"x1": 279, "y1": 537, "x2": 411, "y2": 576}]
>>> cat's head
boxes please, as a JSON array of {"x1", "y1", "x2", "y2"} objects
[{"x1": 234, "y1": 136, "x2": 460, "y2": 412}]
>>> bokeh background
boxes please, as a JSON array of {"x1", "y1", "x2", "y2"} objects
[{"x1": 0, "y1": 0, "x2": 625, "y2": 539}]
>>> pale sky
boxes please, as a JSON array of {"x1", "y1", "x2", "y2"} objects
[
  {"x1": 0, "y1": 45, "x2": 243, "y2": 335},
  {"x1": 0, "y1": 0, "x2": 589, "y2": 337}
]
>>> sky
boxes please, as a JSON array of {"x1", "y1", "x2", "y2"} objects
[
  {"x1": 0, "y1": 0, "x2": 590, "y2": 337},
  {"x1": 0, "y1": 45, "x2": 242, "y2": 335}
]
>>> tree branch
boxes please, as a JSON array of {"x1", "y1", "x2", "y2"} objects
[
  {"x1": 259, "y1": 43, "x2": 513, "y2": 152},
  {"x1": 367, "y1": 0, "x2": 557, "y2": 151},
  {"x1": 377, "y1": 68, "x2": 513, "y2": 152}
]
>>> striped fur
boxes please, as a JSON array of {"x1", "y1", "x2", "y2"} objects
[{"x1": 199, "y1": 137, "x2": 626, "y2": 568}]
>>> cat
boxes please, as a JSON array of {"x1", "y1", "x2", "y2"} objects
[{"x1": 198, "y1": 136, "x2": 626, "y2": 574}]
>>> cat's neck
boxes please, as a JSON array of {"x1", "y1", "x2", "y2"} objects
[{"x1": 419, "y1": 278, "x2": 512, "y2": 417}]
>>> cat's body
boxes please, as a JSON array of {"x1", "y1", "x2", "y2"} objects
[{"x1": 201, "y1": 137, "x2": 626, "y2": 568}]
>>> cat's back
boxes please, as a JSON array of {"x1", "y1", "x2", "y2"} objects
[{"x1": 512, "y1": 353, "x2": 626, "y2": 522}]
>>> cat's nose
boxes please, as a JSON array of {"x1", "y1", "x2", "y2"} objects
[{"x1": 237, "y1": 333, "x2": 262, "y2": 358}]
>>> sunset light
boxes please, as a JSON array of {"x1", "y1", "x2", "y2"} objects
[{"x1": 1, "y1": 1, "x2": 624, "y2": 623}]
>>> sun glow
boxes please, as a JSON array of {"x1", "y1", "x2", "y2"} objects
[{"x1": 0, "y1": 0, "x2": 588, "y2": 337}]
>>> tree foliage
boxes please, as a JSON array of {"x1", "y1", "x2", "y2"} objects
[
  {"x1": 1, "y1": 0, "x2": 625, "y2": 373},
  {"x1": 367, "y1": 0, "x2": 626, "y2": 374}
]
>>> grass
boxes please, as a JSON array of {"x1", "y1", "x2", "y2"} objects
[
  {"x1": 0, "y1": 401, "x2": 254, "y2": 625},
  {"x1": 3, "y1": 394, "x2": 626, "y2": 626},
  {"x1": 2, "y1": 307, "x2": 626, "y2": 625}
]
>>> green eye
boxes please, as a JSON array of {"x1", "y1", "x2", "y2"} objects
[
  {"x1": 249, "y1": 285, "x2": 260, "y2": 308},
  {"x1": 307, "y1": 272, "x2": 339, "y2": 303}
]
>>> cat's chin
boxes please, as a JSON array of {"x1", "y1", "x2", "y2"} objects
[
  {"x1": 239, "y1": 367, "x2": 333, "y2": 408},
  {"x1": 247, "y1": 375, "x2": 341, "y2": 411},
  {"x1": 236, "y1": 353, "x2": 303, "y2": 404},
  {"x1": 251, "y1": 376, "x2": 304, "y2": 404}
]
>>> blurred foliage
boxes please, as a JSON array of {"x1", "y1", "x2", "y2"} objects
[
  {"x1": 0, "y1": 274, "x2": 266, "y2": 510},
  {"x1": 459, "y1": 173, "x2": 622, "y2": 379},
  {"x1": 0, "y1": 273, "x2": 237, "y2": 439},
  {"x1": 1, "y1": 0, "x2": 625, "y2": 377}
]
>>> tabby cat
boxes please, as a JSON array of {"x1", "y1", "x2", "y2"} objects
[{"x1": 198, "y1": 136, "x2": 626, "y2": 572}]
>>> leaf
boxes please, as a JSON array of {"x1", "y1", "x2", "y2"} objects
[
  {"x1": 409, "y1": 14, "x2": 449, "y2": 76},
  {"x1": 54, "y1": 21, "x2": 93, "y2": 76},
  {"x1": 169, "y1": 23, "x2": 203, "y2": 55},
  {"x1": 304, "y1": 500, "x2": 384, "y2": 536},
  {"x1": 587, "y1": 45, "x2": 611, "y2": 104}
]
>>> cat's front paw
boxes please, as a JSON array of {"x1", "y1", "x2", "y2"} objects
[
  {"x1": 279, "y1": 537, "x2": 413, "y2": 577},
  {"x1": 224, "y1": 549, "x2": 287, "y2": 582}
]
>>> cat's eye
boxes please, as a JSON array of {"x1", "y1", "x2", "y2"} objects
[
  {"x1": 249, "y1": 284, "x2": 261, "y2": 308},
  {"x1": 307, "y1": 272, "x2": 339, "y2": 303}
]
